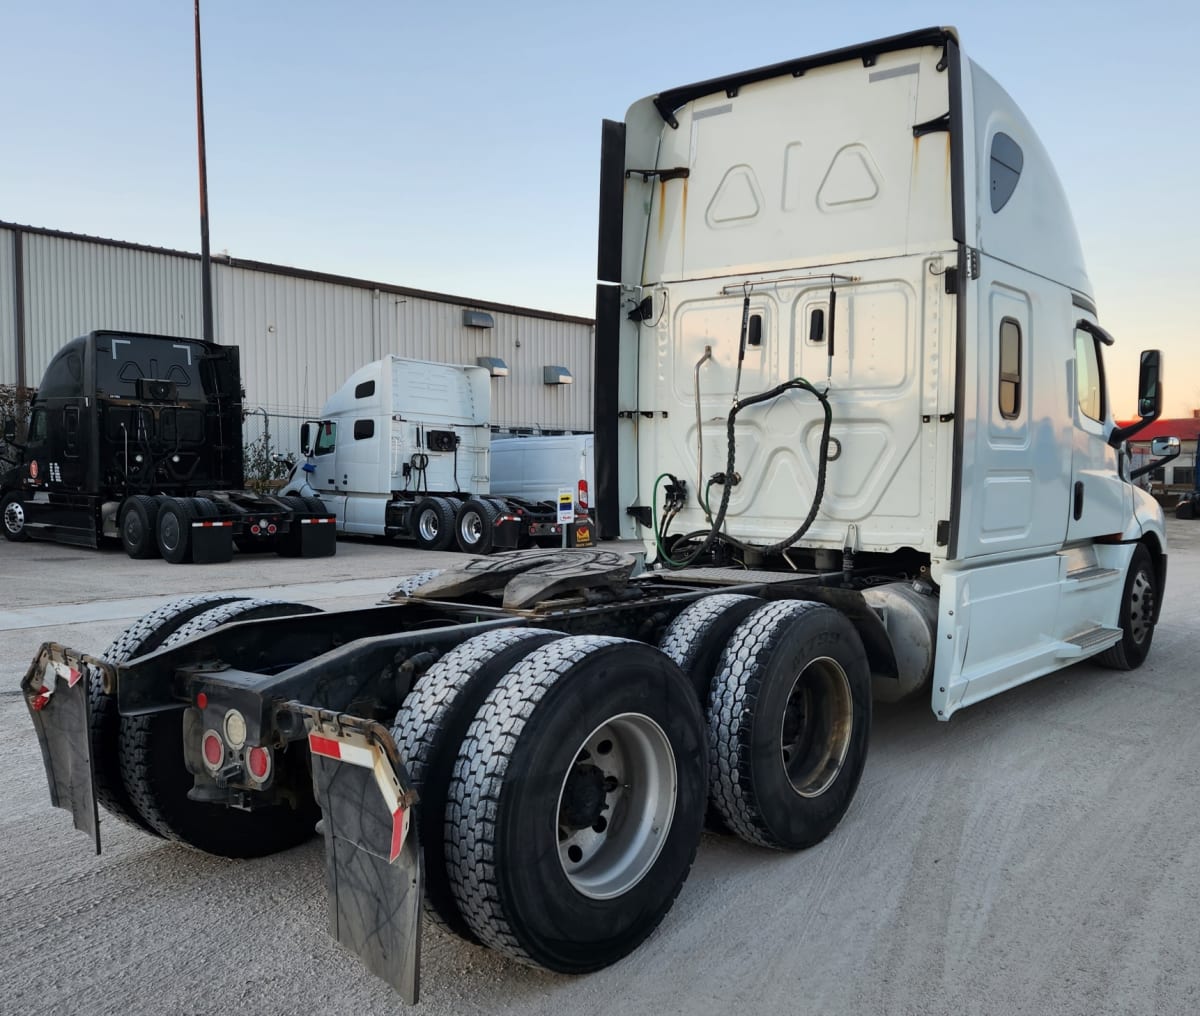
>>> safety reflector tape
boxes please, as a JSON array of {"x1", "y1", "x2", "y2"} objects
[
  {"x1": 190, "y1": 520, "x2": 234, "y2": 528},
  {"x1": 308, "y1": 729, "x2": 410, "y2": 862},
  {"x1": 308, "y1": 732, "x2": 374, "y2": 768},
  {"x1": 299, "y1": 517, "x2": 336, "y2": 525}
]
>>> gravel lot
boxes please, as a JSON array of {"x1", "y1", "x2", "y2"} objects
[{"x1": 2, "y1": 524, "x2": 1198, "y2": 1016}]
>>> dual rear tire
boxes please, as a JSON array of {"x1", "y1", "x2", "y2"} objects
[{"x1": 393, "y1": 630, "x2": 708, "y2": 972}]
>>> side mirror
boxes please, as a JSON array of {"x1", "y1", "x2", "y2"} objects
[
  {"x1": 1129, "y1": 433, "x2": 1181, "y2": 481},
  {"x1": 1151, "y1": 436, "x2": 1179, "y2": 457},
  {"x1": 1109, "y1": 349, "x2": 1163, "y2": 447},
  {"x1": 1136, "y1": 349, "x2": 1162, "y2": 419},
  {"x1": 2, "y1": 418, "x2": 14, "y2": 444},
  {"x1": 300, "y1": 422, "x2": 313, "y2": 456}
]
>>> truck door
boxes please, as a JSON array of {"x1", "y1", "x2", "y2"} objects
[
  {"x1": 309, "y1": 420, "x2": 347, "y2": 529},
  {"x1": 1066, "y1": 319, "x2": 1129, "y2": 541},
  {"x1": 954, "y1": 269, "x2": 1072, "y2": 560}
]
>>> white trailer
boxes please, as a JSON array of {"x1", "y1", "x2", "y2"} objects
[
  {"x1": 24, "y1": 26, "x2": 1180, "y2": 1005},
  {"x1": 489, "y1": 433, "x2": 594, "y2": 506}
]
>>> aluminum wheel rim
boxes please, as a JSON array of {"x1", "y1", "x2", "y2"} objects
[
  {"x1": 1129, "y1": 568, "x2": 1154, "y2": 645},
  {"x1": 459, "y1": 510, "x2": 483, "y2": 546},
  {"x1": 417, "y1": 509, "x2": 440, "y2": 542},
  {"x1": 780, "y1": 656, "x2": 854, "y2": 798},
  {"x1": 3, "y1": 500, "x2": 23, "y2": 535},
  {"x1": 556, "y1": 712, "x2": 676, "y2": 900}
]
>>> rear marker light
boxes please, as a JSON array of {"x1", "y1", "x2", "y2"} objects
[
  {"x1": 202, "y1": 730, "x2": 224, "y2": 770},
  {"x1": 196, "y1": 692, "x2": 208, "y2": 710},
  {"x1": 247, "y1": 746, "x2": 272, "y2": 782},
  {"x1": 223, "y1": 709, "x2": 247, "y2": 749}
]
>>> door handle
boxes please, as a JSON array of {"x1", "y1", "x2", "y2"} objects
[{"x1": 1073, "y1": 481, "x2": 1084, "y2": 521}]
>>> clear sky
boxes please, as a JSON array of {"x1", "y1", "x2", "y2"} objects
[{"x1": 1, "y1": 1, "x2": 1196, "y2": 415}]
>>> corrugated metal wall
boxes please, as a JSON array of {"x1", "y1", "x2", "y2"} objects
[
  {"x1": 0, "y1": 229, "x2": 14, "y2": 385},
  {"x1": 1, "y1": 224, "x2": 593, "y2": 456},
  {"x1": 21, "y1": 231, "x2": 203, "y2": 380}
]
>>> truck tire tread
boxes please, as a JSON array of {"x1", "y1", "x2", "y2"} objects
[
  {"x1": 390, "y1": 626, "x2": 564, "y2": 938},
  {"x1": 118, "y1": 598, "x2": 322, "y2": 856},
  {"x1": 708, "y1": 599, "x2": 871, "y2": 851},
  {"x1": 446, "y1": 635, "x2": 706, "y2": 970},
  {"x1": 90, "y1": 593, "x2": 247, "y2": 833}
]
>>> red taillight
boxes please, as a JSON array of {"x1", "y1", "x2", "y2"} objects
[
  {"x1": 202, "y1": 730, "x2": 224, "y2": 769},
  {"x1": 577, "y1": 479, "x2": 589, "y2": 510},
  {"x1": 250, "y1": 525, "x2": 260, "y2": 535},
  {"x1": 247, "y1": 746, "x2": 272, "y2": 782},
  {"x1": 267, "y1": 524, "x2": 277, "y2": 535}
]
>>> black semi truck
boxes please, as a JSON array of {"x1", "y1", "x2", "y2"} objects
[{"x1": 1, "y1": 330, "x2": 335, "y2": 562}]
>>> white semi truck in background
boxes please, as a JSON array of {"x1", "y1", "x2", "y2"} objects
[
  {"x1": 280, "y1": 355, "x2": 594, "y2": 553},
  {"x1": 23, "y1": 26, "x2": 1179, "y2": 1005}
]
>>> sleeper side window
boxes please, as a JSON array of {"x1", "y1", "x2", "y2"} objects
[
  {"x1": 998, "y1": 317, "x2": 1021, "y2": 419},
  {"x1": 354, "y1": 419, "x2": 375, "y2": 440}
]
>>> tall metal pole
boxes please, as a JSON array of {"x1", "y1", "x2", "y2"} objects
[{"x1": 194, "y1": 0, "x2": 214, "y2": 343}]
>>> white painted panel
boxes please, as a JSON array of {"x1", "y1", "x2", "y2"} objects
[{"x1": 641, "y1": 45, "x2": 950, "y2": 287}]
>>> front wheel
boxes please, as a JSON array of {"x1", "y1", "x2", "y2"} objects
[
  {"x1": 446, "y1": 636, "x2": 707, "y2": 972},
  {"x1": 1097, "y1": 543, "x2": 1158, "y2": 670},
  {"x1": 2, "y1": 491, "x2": 29, "y2": 542}
]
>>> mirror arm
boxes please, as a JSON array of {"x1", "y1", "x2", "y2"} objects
[
  {"x1": 1109, "y1": 417, "x2": 1154, "y2": 447},
  {"x1": 1129, "y1": 447, "x2": 1181, "y2": 481}
]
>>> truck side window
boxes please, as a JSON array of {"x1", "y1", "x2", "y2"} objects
[
  {"x1": 998, "y1": 318, "x2": 1021, "y2": 419},
  {"x1": 28, "y1": 407, "x2": 48, "y2": 443},
  {"x1": 354, "y1": 419, "x2": 375, "y2": 440},
  {"x1": 355, "y1": 380, "x2": 375, "y2": 399},
  {"x1": 1074, "y1": 327, "x2": 1106, "y2": 423},
  {"x1": 314, "y1": 421, "x2": 336, "y2": 455}
]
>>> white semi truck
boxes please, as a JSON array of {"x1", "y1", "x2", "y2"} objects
[
  {"x1": 23, "y1": 26, "x2": 1177, "y2": 1004},
  {"x1": 280, "y1": 355, "x2": 594, "y2": 553}
]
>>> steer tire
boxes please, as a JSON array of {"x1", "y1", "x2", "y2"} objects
[
  {"x1": 391, "y1": 627, "x2": 564, "y2": 940},
  {"x1": 1097, "y1": 543, "x2": 1158, "y2": 670},
  {"x1": 89, "y1": 593, "x2": 247, "y2": 834},
  {"x1": 120, "y1": 495, "x2": 161, "y2": 559},
  {"x1": 708, "y1": 599, "x2": 871, "y2": 851},
  {"x1": 446, "y1": 636, "x2": 707, "y2": 972},
  {"x1": 2, "y1": 491, "x2": 29, "y2": 542},
  {"x1": 119, "y1": 598, "x2": 322, "y2": 857}
]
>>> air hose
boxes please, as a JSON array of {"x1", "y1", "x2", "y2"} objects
[{"x1": 661, "y1": 378, "x2": 833, "y2": 569}]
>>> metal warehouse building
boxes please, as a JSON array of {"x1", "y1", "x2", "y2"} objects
[{"x1": 0, "y1": 221, "x2": 595, "y2": 455}]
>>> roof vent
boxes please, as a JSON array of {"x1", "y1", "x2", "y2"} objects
[
  {"x1": 463, "y1": 309, "x2": 495, "y2": 329},
  {"x1": 476, "y1": 356, "x2": 509, "y2": 378}
]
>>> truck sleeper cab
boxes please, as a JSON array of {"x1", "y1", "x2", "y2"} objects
[
  {"x1": 281, "y1": 355, "x2": 595, "y2": 554},
  {"x1": 22, "y1": 26, "x2": 1173, "y2": 1006},
  {"x1": 1, "y1": 330, "x2": 336, "y2": 562}
]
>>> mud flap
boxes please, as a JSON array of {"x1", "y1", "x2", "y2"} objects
[
  {"x1": 299, "y1": 708, "x2": 422, "y2": 1004},
  {"x1": 21, "y1": 643, "x2": 108, "y2": 854}
]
